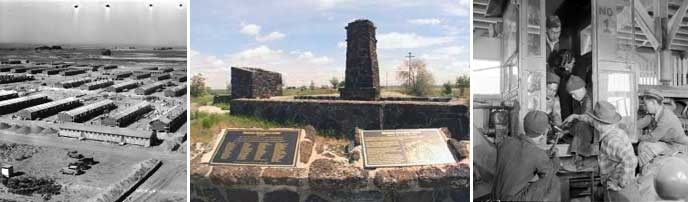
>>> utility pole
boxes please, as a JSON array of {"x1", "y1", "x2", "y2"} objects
[{"x1": 406, "y1": 52, "x2": 415, "y2": 86}]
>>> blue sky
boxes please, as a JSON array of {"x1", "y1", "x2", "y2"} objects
[{"x1": 191, "y1": 0, "x2": 469, "y2": 88}]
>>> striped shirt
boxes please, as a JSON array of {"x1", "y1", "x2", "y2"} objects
[{"x1": 598, "y1": 126, "x2": 638, "y2": 191}]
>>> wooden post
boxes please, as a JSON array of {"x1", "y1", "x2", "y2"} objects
[{"x1": 658, "y1": 0, "x2": 674, "y2": 86}]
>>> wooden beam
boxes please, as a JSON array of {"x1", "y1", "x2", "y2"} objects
[
  {"x1": 635, "y1": 0, "x2": 661, "y2": 49},
  {"x1": 668, "y1": 0, "x2": 688, "y2": 47}
]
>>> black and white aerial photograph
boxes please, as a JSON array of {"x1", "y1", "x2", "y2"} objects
[
  {"x1": 472, "y1": 0, "x2": 688, "y2": 201},
  {"x1": 0, "y1": 0, "x2": 188, "y2": 201}
]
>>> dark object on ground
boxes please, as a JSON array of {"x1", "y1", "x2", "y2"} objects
[
  {"x1": 67, "y1": 150, "x2": 83, "y2": 159},
  {"x1": 4, "y1": 175, "x2": 62, "y2": 199}
]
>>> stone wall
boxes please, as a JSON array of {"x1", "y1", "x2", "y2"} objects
[
  {"x1": 231, "y1": 67, "x2": 283, "y2": 99},
  {"x1": 190, "y1": 128, "x2": 470, "y2": 202},
  {"x1": 230, "y1": 99, "x2": 469, "y2": 140},
  {"x1": 213, "y1": 94, "x2": 232, "y2": 104}
]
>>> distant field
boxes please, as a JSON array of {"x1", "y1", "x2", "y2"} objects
[{"x1": 194, "y1": 86, "x2": 469, "y2": 103}]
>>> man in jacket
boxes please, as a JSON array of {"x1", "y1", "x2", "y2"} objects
[{"x1": 493, "y1": 110, "x2": 561, "y2": 201}]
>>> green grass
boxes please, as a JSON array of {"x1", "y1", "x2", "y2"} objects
[
  {"x1": 282, "y1": 88, "x2": 338, "y2": 96},
  {"x1": 191, "y1": 94, "x2": 214, "y2": 105},
  {"x1": 207, "y1": 89, "x2": 229, "y2": 95},
  {"x1": 212, "y1": 102, "x2": 230, "y2": 110},
  {"x1": 191, "y1": 111, "x2": 343, "y2": 144},
  {"x1": 383, "y1": 86, "x2": 469, "y2": 97}
]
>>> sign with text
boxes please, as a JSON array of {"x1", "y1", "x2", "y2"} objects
[
  {"x1": 361, "y1": 128, "x2": 455, "y2": 167},
  {"x1": 210, "y1": 129, "x2": 300, "y2": 167}
]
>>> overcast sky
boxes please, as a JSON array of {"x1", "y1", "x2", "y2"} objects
[
  {"x1": 0, "y1": 0, "x2": 186, "y2": 47},
  {"x1": 191, "y1": 0, "x2": 470, "y2": 88}
]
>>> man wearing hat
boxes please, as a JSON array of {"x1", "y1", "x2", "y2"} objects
[
  {"x1": 492, "y1": 110, "x2": 560, "y2": 201},
  {"x1": 637, "y1": 89, "x2": 688, "y2": 168},
  {"x1": 563, "y1": 76, "x2": 597, "y2": 161},
  {"x1": 587, "y1": 101, "x2": 639, "y2": 201}
]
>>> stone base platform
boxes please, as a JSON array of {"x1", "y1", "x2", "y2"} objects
[
  {"x1": 293, "y1": 96, "x2": 453, "y2": 102},
  {"x1": 339, "y1": 87, "x2": 380, "y2": 101},
  {"x1": 190, "y1": 127, "x2": 470, "y2": 202},
  {"x1": 230, "y1": 98, "x2": 469, "y2": 140}
]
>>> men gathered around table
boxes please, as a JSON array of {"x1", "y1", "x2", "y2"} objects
[
  {"x1": 637, "y1": 89, "x2": 688, "y2": 168},
  {"x1": 493, "y1": 110, "x2": 561, "y2": 201}
]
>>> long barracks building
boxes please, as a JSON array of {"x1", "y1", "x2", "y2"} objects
[
  {"x1": 17, "y1": 97, "x2": 81, "y2": 120},
  {"x1": 58, "y1": 100, "x2": 116, "y2": 123},
  {"x1": 0, "y1": 94, "x2": 49, "y2": 115},
  {"x1": 58, "y1": 123, "x2": 155, "y2": 147},
  {"x1": 102, "y1": 102, "x2": 153, "y2": 127}
]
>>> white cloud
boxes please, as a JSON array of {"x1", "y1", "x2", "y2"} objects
[
  {"x1": 239, "y1": 23, "x2": 285, "y2": 42},
  {"x1": 190, "y1": 49, "x2": 230, "y2": 89},
  {"x1": 193, "y1": 46, "x2": 341, "y2": 88},
  {"x1": 240, "y1": 23, "x2": 261, "y2": 36},
  {"x1": 377, "y1": 32, "x2": 453, "y2": 49},
  {"x1": 313, "y1": 0, "x2": 425, "y2": 10},
  {"x1": 315, "y1": 0, "x2": 355, "y2": 10},
  {"x1": 408, "y1": 18, "x2": 441, "y2": 25},
  {"x1": 337, "y1": 41, "x2": 347, "y2": 48},
  {"x1": 296, "y1": 51, "x2": 332, "y2": 64},
  {"x1": 444, "y1": 0, "x2": 470, "y2": 16},
  {"x1": 256, "y1": 31, "x2": 285, "y2": 42}
]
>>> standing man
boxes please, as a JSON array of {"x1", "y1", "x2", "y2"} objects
[
  {"x1": 587, "y1": 101, "x2": 639, "y2": 201},
  {"x1": 493, "y1": 110, "x2": 560, "y2": 201},
  {"x1": 546, "y1": 15, "x2": 562, "y2": 61},
  {"x1": 637, "y1": 89, "x2": 688, "y2": 168}
]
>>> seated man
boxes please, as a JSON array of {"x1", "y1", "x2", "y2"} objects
[
  {"x1": 637, "y1": 89, "x2": 688, "y2": 168},
  {"x1": 563, "y1": 76, "x2": 597, "y2": 159},
  {"x1": 587, "y1": 101, "x2": 639, "y2": 201},
  {"x1": 546, "y1": 72, "x2": 562, "y2": 126},
  {"x1": 492, "y1": 110, "x2": 560, "y2": 201}
]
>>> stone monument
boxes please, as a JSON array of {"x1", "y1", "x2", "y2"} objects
[
  {"x1": 231, "y1": 67, "x2": 283, "y2": 99},
  {"x1": 339, "y1": 19, "x2": 380, "y2": 101}
]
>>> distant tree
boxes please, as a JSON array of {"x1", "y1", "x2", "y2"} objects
[
  {"x1": 329, "y1": 77, "x2": 340, "y2": 89},
  {"x1": 456, "y1": 74, "x2": 470, "y2": 97},
  {"x1": 338, "y1": 80, "x2": 345, "y2": 88},
  {"x1": 441, "y1": 81, "x2": 453, "y2": 96},
  {"x1": 101, "y1": 49, "x2": 112, "y2": 56},
  {"x1": 309, "y1": 81, "x2": 316, "y2": 90},
  {"x1": 191, "y1": 73, "x2": 208, "y2": 97},
  {"x1": 397, "y1": 59, "x2": 434, "y2": 96}
]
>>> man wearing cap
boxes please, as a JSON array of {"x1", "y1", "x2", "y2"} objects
[
  {"x1": 637, "y1": 89, "x2": 688, "y2": 168},
  {"x1": 588, "y1": 101, "x2": 639, "y2": 201},
  {"x1": 493, "y1": 110, "x2": 560, "y2": 201},
  {"x1": 563, "y1": 76, "x2": 597, "y2": 160}
]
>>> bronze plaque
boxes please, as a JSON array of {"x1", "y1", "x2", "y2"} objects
[
  {"x1": 210, "y1": 129, "x2": 300, "y2": 167},
  {"x1": 361, "y1": 128, "x2": 455, "y2": 167}
]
